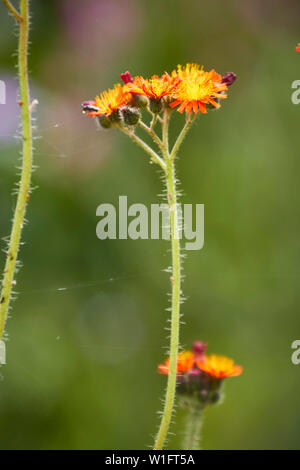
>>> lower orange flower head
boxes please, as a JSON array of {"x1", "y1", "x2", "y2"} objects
[
  {"x1": 296, "y1": 43, "x2": 300, "y2": 52},
  {"x1": 197, "y1": 354, "x2": 243, "y2": 379},
  {"x1": 83, "y1": 83, "x2": 131, "y2": 117},
  {"x1": 158, "y1": 351, "x2": 194, "y2": 375},
  {"x1": 157, "y1": 343, "x2": 242, "y2": 405},
  {"x1": 170, "y1": 63, "x2": 228, "y2": 114},
  {"x1": 126, "y1": 73, "x2": 181, "y2": 100}
]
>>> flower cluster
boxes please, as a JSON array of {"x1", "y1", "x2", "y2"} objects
[
  {"x1": 82, "y1": 64, "x2": 236, "y2": 127},
  {"x1": 296, "y1": 43, "x2": 300, "y2": 52},
  {"x1": 158, "y1": 341, "x2": 243, "y2": 406}
]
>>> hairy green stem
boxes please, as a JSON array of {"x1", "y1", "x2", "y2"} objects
[
  {"x1": 0, "y1": 0, "x2": 32, "y2": 341},
  {"x1": 162, "y1": 108, "x2": 171, "y2": 156},
  {"x1": 138, "y1": 120, "x2": 163, "y2": 150},
  {"x1": 182, "y1": 400, "x2": 203, "y2": 450},
  {"x1": 170, "y1": 114, "x2": 195, "y2": 161},
  {"x1": 118, "y1": 125, "x2": 166, "y2": 171},
  {"x1": 154, "y1": 110, "x2": 181, "y2": 450},
  {"x1": 118, "y1": 107, "x2": 193, "y2": 450},
  {"x1": 146, "y1": 107, "x2": 163, "y2": 124},
  {"x1": 2, "y1": 0, "x2": 22, "y2": 22},
  {"x1": 150, "y1": 113, "x2": 157, "y2": 130}
]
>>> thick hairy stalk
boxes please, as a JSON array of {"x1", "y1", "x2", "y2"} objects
[
  {"x1": 182, "y1": 400, "x2": 203, "y2": 450},
  {"x1": 0, "y1": 0, "x2": 33, "y2": 341},
  {"x1": 118, "y1": 110, "x2": 193, "y2": 450},
  {"x1": 153, "y1": 110, "x2": 181, "y2": 450},
  {"x1": 154, "y1": 157, "x2": 181, "y2": 450}
]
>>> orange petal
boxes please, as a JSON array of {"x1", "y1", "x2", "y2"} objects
[
  {"x1": 169, "y1": 99, "x2": 181, "y2": 109},
  {"x1": 157, "y1": 364, "x2": 169, "y2": 375},
  {"x1": 192, "y1": 101, "x2": 198, "y2": 114},
  {"x1": 209, "y1": 99, "x2": 220, "y2": 108},
  {"x1": 230, "y1": 365, "x2": 243, "y2": 377},
  {"x1": 186, "y1": 102, "x2": 193, "y2": 113},
  {"x1": 199, "y1": 102, "x2": 207, "y2": 113},
  {"x1": 89, "y1": 111, "x2": 101, "y2": 117},
  {"x1": 214, "y1": 93, "x2": 227, "y2": 99},
  {"x1": 177, "y1": 102, "x2": 187, "y2": 113}
]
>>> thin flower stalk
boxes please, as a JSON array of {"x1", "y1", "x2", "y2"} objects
[
  {"x1": 137, "y1": 120, "x2": 163, "y2": 149},
  {"x1": 118, "y1": 124, "x2": 166, "y2": 171},
  {"x1": 170, "y1": 114, "x2": 195, "y2": 161}
]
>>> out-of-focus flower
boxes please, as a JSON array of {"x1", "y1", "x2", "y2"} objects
[
  {"x1": 296, "y1": 43, "x2": 300, "y2": 52},
  {"x1": 157, "y1": 341, "x2": 242, "y2": 406},
  {"x1": 158, "y1": 341, "x2": 207, "y2": 376},
  {"x1": 170, "y1": 63, "x2": 228, "y2": 114},
  {"x1": 197, "y1": 354, "x2": 243, "y2": 379},
  {"x1": 158, "y1": 350, "x2": 195, "y2": 375}
]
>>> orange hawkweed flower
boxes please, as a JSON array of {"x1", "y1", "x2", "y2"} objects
[
  {"x1": 197, "y1": 354, "x2": 243, "y2": 379},
  {"x1": 83, "y1": 83, "x2": 131, "y2": 117},
  {"x1": 158, "y1": 351, "x2": 195, "y2": 375},
  {"x1": 296, "y1": 43, "x2": 300, "y2": 52},
  {"x1": 157, "y1": 343, "x2": 241, "y2": 406},
  {"x1": 126, "y1": 73, "x2": 181, "y2": 100},
  {"x1": 170, "y1": 63, "x2": 228, "y2": 114},
  {"x1": 157, "y1": 341, "x2": 207, "y2": 375}
]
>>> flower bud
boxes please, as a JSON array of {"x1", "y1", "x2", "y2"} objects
[
  {"x1": 131, "y1": 94, "x2": 148, "y2": 109},
  {"x1": 149, "y1": 97, "x2": 163, "y2": 114},
  {"x1": 120, "y1": 71, "x2": 134, "y2": 84},
  {"x1": 221, "y1": 72, "x2": 237, "y2": 87},
  {"x1": 192, "y1": 341, "x2": 207, "y2": 361},
  {"x1": 108, "y1": 109, "x2": 122, "y2": 124},
  {"x1": 121, "y1": 106, "x2": 140, "y2": 126},
  {"x1": 209, "y1": 391, "x2": 221, "y2": 404},
  {"x1": 98, "y1": 115, "x2": 112, "y2": 129}
]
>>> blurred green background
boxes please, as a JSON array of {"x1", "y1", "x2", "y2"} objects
[{"x1": 0, "y1": 0, "x2": 300, "y2": 450}]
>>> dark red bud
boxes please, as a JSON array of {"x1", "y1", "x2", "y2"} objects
[
  {"x1": 192, "y1": 341, "x2": 207, "y2": 360},
  {"x1": 120, "y1": 71, "x2": 134, "y2": 84},
  {"x1": 221, "y1": 72, "x2": 237, "y2": 87}
]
